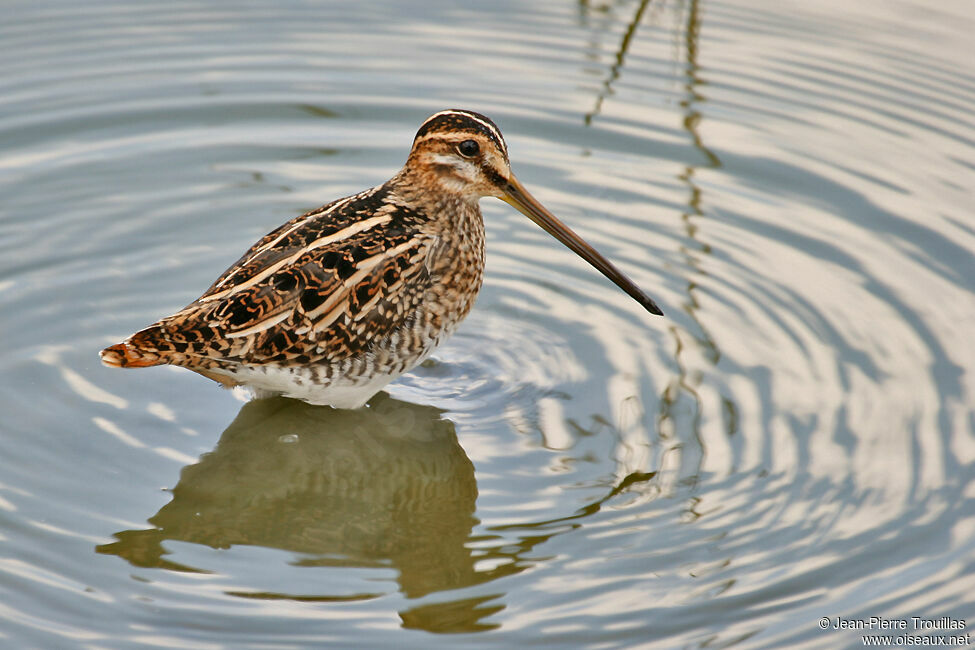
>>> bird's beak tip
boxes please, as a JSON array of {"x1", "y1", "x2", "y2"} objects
[{"x1": 500, "y1": 173, "x2": 665, "y2": 320}]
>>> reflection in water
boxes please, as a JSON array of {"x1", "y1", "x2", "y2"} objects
[
  {"x1": 572, "y1": 0, "x2": 672, "y2": 482},
  {"x1": 582, "y1": 0, "x2": 653, "y2": 126},
  {"x1": 94, "y1": 393, "x2": 658, "y2": 634},
  {"x1": 97, "y1": 395, "x2": 499, "y2": 631},
  {"x1": 580, "y1": 0, "x2": 729, "y2": 491},
  {"x1": 657, "y1": 0, "x2": 724, "y2": 490}
]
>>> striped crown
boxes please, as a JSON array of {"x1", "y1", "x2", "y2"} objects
[{"x1": 413, "y1": 109, "x2": 508, "y2": 162}]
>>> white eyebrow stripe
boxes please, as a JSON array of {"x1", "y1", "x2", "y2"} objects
[
  {"x1": 459, "y1": 112, "x2": 506, "y2": 148},
  {"x1": 419, "y1": 110, "x2": 506, "y2": 151}
]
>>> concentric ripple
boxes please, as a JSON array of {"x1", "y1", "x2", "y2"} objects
[{"x1": 0, "y1": 0, "x2": 973, "y2": 647}]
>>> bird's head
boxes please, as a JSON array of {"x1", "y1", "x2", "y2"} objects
[
  {"x1": 408, "y1": 109, "x2": 513, "y2": 200},
  {"x1": 406, "y1": 109, "x2": 664, "y2": 316}
]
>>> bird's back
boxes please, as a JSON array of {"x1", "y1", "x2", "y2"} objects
[{"x1": 101, "y1": 179, "x2": 486, "y2": 406}]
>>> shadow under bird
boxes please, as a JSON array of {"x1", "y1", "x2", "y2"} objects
[{"x1": 101, "y1": 109, "x2": 663, "y2": 408}]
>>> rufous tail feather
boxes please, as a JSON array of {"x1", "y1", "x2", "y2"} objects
[{"x1": 100, "y1": 334, "x2": 167, "y2": 368}]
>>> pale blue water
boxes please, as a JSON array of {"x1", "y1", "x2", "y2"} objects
[{"x1": 1, "y1": 0, "x2": 973, "y2": 648}]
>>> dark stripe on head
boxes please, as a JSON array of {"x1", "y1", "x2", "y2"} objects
[
  {"x1": 481, "y1": 164, "x2": 507, "y2": 188},
  {"x1": 414, "y1": 109, "x2": 508, "y2": 161}
]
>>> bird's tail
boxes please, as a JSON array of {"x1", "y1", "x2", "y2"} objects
[{"x1": 100, "y1": 328, "x2": 169, "y2": 368}]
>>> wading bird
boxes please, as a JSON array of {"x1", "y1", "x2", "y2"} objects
[{"x1": 101, "y1": 110, "x2": 662, "y2": 407}]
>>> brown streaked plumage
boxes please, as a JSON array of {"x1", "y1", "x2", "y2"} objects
[{"x1": 100, "y1": 109, "x2": 663, "y2": 408}]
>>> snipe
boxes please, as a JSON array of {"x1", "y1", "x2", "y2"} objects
[{"x1": 101, "y1": 110, "x2": 663, "y2": 408}]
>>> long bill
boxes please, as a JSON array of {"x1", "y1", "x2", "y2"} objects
[{"x1": 501, "y1": 173, "x2": 663, "y2": 316}]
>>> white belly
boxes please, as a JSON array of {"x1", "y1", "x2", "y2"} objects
[{"x1": 212, "y1": 364, "x2": 407, "y2": 409}]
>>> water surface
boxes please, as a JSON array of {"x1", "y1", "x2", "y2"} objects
[{"x1": 1, "y1": 0, "x2": 973, "y2": 647}]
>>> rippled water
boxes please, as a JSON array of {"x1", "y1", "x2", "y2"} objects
[{"x1": 2, "y1": 0, "x2": 973, "y2": 647}]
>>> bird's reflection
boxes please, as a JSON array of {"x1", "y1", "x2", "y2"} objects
[{"x1": 97, "y1": 394, "x2": 500, "y2": 630}]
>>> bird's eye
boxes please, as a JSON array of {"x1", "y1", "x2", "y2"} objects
[{"x1": 457, "y1": 139, "x2": 479, "y2": 158}]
